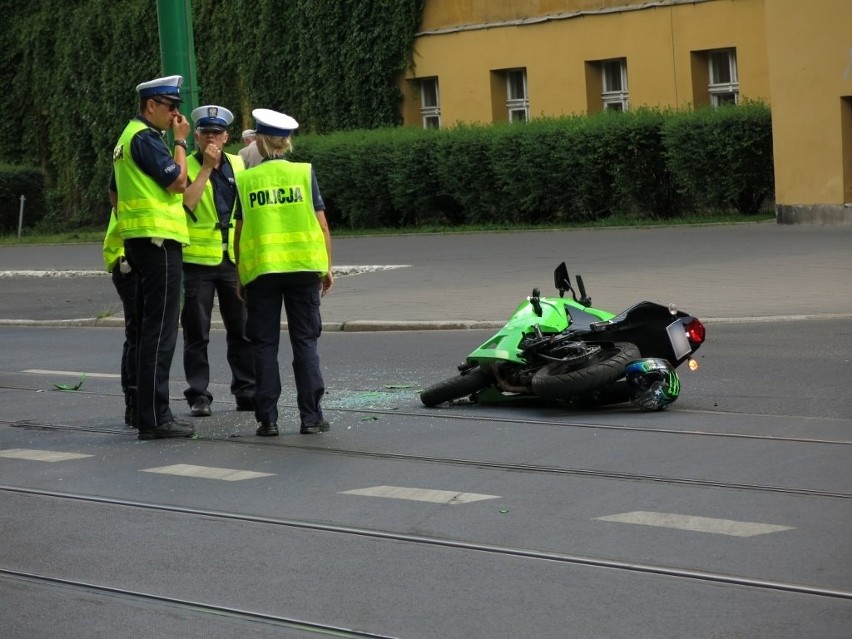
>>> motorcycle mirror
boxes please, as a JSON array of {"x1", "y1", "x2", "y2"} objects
[{"x1": 554, "y1": 262, "x2": 571, "y2": 299}]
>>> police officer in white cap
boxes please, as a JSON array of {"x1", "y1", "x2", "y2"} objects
[
  {"x1": 180, "y1": 105, "x2": 255, "y2": 418},
  {"x1": 108, "y1": 75, "x2": 194, "y2": 440},
  {"x1": 234, "y1": 108, "x2": 333, "y2": 437}
]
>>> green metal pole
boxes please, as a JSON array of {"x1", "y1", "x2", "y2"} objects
[{"x1": 156, "y1": 0, "x2": 199, "y2": 150}]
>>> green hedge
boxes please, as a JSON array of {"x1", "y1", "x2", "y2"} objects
[
  {"x1": 290, "y1": 103, "x2": 774, "y2": 228},
  {"x1": 663, "y1": 101, "x2": 774, "y2": 214},
  {"x1": 0, "y1": 165, "x2": 46, "y2": 233}
]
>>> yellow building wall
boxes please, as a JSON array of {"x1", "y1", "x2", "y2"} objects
[
  {"x1": 765, "y1": 0, "x2": 852, "y2": 209},
  {"x1": 406, "y1": 0, "x2": 851, "y2": 222},
  {"x1": 406, "y1": 0, "x2": 769, "y2": 125}
]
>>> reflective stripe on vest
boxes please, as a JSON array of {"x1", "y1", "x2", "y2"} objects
[
  {"x1": 236, "y1": 161, "x2": 327, "y2": 286},
  {"x1": 102, "y1": 208, "x2": 124, "y2": 272},
  {"x1": 113, "y1": 119, "x2": 189, "y2": 244},
  {"x1": 183, "y1": 152, "x2": 245, "y2": 265}
]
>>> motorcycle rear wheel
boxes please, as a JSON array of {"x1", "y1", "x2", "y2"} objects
[
  {"x1": 531, "y1": 342, "x2": 640, "y2": 401},
  {"x1": 420, "y1": 368, "x2": 493, "y2": 407}
]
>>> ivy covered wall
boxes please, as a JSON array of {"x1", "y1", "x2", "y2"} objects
[{"x1": 0, "y1": 0, "x2": 424, "y2": 229}]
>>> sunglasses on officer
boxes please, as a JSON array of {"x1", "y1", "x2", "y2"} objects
[{"x1": 153, "y1": 98, "x2": 180, "y2": 112}]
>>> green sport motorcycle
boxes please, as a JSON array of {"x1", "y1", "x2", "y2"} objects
[{"x1": 420, "y1": 262, "x2": 706, "y2": 411}]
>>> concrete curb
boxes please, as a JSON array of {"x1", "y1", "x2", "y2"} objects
[{"x1": 1, "y1": 314, "x2": 851, "y2": 331}]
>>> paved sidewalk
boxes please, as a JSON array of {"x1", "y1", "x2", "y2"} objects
[{"x1": 1, "y1": 223, "x2": 851, "y2": 329}]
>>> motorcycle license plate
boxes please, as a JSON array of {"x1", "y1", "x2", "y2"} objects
[{"x1": 666, "y1": 319, "x2": 692, "y2": 361}]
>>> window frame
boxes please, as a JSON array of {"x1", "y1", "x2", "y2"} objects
[
  {"x1": 506, "y1": 68, "x2": 529, "y2": 122},
  {"x1": 419, "y1": 77, "x2": 441, "y2": 129},
  {"x1": 708, "y1": 48, "x2": 739, "y2": 107},
  {"x1": 601, "y1": 58, "x2": 629, "y2": 112}
]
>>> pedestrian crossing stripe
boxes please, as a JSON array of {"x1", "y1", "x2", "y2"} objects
[
  {"x1": 340, "y1": 485, "x2": 500, "y2": 504},
  {"x1": 596, "y1": 511, "x2": 794, "y2": 537},
  {"x1": 0, "y1": 449, "x2": 94, "y2": 462},
  {"x1": 140, "y1": 464, "x2": 275, "y2": 481}
]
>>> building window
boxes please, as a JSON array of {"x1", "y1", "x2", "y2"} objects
[
  {"x1": 420, "y1": 77, "x2": 441, "y2": 129},
  {"x1": 601, "y1": 58, "x2": 629, "y2": 111},
  {"x1": 708, "y1": 49, "x2": 739, "y2": 107},
  {"x1": 506, "y1": 69, "x2": 529, "y2": 122}
]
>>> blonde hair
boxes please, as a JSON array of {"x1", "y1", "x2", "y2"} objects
[{"x1": 256, "y1": 134, "x2": 293, "y2": 159}]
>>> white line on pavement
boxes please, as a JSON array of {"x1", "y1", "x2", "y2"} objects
[
  {"x1": 0, "y1": 265, "x2": 411, "y2": 278},
  {"x1": 23, "y1": 369, "x2": 120, "y2": 379},
  {"x1": 340, "y1": 485, "x2": 500, "y2": 504},
  {"x1": 596, "y1": 511, "x2": 795, "y2": 537},
  {"x1": 140, "y1": 464, "x2": 275, "y2": 482},
  {"x1": 0, "y1": 449, "x2": 93, "y2": 462}
]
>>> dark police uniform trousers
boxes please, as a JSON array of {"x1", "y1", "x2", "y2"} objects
[
  {"x1": 181, "y1": 256, "x2": 255, "y2": 406},
  {"x1": 124, "y1": 237, "x2": 182, "y2": 431},
  {"x1": 111, "y1": 262, "x2": 138, "y2": 410},
  {"x1": 245, "y1": 272, "x2": 325, "y2": 428}
]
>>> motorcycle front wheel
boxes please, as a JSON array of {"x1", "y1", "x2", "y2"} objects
[
  {"x1": 420, "y1": 368, "x2": 493, "y2": 407},
  {"x1": 530, "y1": 341, "x2": 640, "y2": 401}
]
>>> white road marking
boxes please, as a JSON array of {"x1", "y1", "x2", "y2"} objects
[
  {"x1": 0, "y1": 270, "x2": 108, "y2": 278},
  {"x1": 141, "y1": 464, "x2": 274, "y2": 482},
  {"x1": 596, "y1": 511, "x2": 794, "y2": 537},
  {"x1": 0, "y1": 448, "x2": 93, "y2": 462},
  {"x1": 340, "y1": 485, "x2": 500, "y2": 504},
  {"x1": 0, "y1": 265, "x2": 410, "y2": 279},
  {"x1": 23, "y1": 369, "x2": 120, "y2": 379}
]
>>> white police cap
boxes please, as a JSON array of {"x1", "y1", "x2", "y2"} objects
[
  {"x1": 241, "y1": 129, "x2": 256, "y2": 140},
  {"x1": 253, "y1": 108, "x2": 299, "y2": 137},
  {"x1": 191, "y1": 105, "x2": 234, "y2": 131},
  {"x1": 136, "y1": 75, "x2": 184, "y2": 102}
]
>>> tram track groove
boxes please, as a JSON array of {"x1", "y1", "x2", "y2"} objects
[
  {"x1": 3, "y1": 418, "x2": 852, "y2": 500},
  {"x1": 0, "y1": 568, "x2": 400, "y2": 638},
  {"x1": 2, "y1": 484, "x2": 851, "y2": 602}
]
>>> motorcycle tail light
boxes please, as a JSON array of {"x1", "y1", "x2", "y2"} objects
[{"x1": 686, "y1": 319, "x2": 706, "y2": 344}]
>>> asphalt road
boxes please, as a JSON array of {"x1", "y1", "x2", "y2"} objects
[
  {"x1": 1, "y1": 319, "x2": 850, "y2": 638},
  {"x1": 0, "y1": 225, "x2": 850, "y2": 637},
  {"x1": 2, "y1": 223, "x2": 851, "y2": 325}
]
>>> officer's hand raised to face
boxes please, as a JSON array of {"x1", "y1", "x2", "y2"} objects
[
  {"x1": 202, "y1": 143, "x2": 221, "y2": 169},
  {"x1": 172, "y1": 113, "x2": 191, "y2": 140}
]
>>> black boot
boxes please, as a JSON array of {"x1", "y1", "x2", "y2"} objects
[{"x1": 256, "y1": 421, "x2": 279, "y2": 437}]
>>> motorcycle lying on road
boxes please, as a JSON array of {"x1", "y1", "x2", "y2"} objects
[{"x1": 420, "y1": 262, "x2": 706, "y2": 411}]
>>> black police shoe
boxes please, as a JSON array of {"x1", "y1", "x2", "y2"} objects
[
  {"x1": 256, "y1": 421, "x2": 279, "y2": 437},
  {"x1": 190, "y1": 400, "x2": 212, "y2": 417},
  {"x1": 300, "y1": 419, "x2": 330, "y2": 435},
  {"x1": 137, "y1": 419, "x2": 196, "y2": 440}
]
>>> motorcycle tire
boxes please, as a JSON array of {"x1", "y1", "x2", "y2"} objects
[
  {"x1": 531, "y1": 342, "x2": 640, "y2": 401},
  {"x1": 420, "y1": 368, "x2": 493, "y2": 407}
]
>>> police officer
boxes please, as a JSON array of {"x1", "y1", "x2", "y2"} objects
[
  {"x1": 234, "y1": 109, "x2": 333, "y2": 437},
  {"x1": 181, "y1": 105, "x2": 255, "y2": 417},
  {"x1": 109, "y1": 75, "x2": 194, "y2": 440},
  {"x1": 102, "y1": 207, "x2": 136, "y2": 427}
]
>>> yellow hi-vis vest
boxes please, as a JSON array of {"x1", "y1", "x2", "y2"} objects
[
  {"x1": 183, "y1": 152, "x2": 245, "y2": 265},
  {"x1": 102, "y1": 208, "x2": 125, "y2": 272},
  {"x1": 112, "y1": 119, "x2": 189, "y2": 244},
  {"x1": 236, "y1": 160, "x2": 328, "y2": 286}
]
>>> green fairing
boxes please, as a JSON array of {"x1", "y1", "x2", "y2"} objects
[{"x1": 467, "y1": 296, "x2": 615, "y2": 365}]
